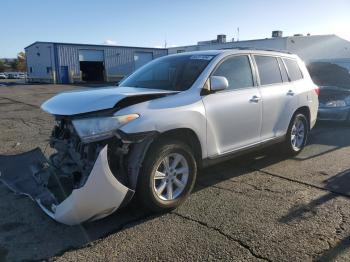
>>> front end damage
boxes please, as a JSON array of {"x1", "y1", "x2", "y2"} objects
[{"x1": 0, "y1": 119, "x2": 155, "y2": 225}]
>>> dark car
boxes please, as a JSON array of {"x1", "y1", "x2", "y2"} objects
[
  {"x1": 7, "y1": 73, "x2": 16, "y2": 79},
  {"x1": 318, "y1": 86, "x2": 350, "y2": 122}
]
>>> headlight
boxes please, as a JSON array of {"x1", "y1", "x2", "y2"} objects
[
  {"x1": 72, "y1": 114, "x2": 139, "y2": 143},
  {"x1": 324, "y1": 100, "x2": 347, "y2": 108}
]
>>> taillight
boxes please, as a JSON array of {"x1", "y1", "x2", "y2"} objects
[{"x1": 314, "y1": 86, "x2": 320, "y2": 96}]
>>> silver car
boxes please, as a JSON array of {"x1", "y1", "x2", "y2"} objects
[{"x1": 0, "y1": 50, "x2": 319, "y2": 225}]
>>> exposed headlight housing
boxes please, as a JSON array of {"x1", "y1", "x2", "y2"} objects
[
  {"x1": 72, "y1": 114, "x2": 139, "y2": 143},
  {"x1": 324, "y1": 100, "x2": 347, "y2": 108}
]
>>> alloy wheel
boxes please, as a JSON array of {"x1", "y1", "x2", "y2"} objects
[
  {"x1": 153, "y1": 153, "x2": 189, "y2": 201},
  {"x1": 291, "y1": 118, "x2": 305, "y2": 151}
]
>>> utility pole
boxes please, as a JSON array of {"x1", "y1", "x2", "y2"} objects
[{"x1": 237, "y1": 27, "x2": 240, "y2": 42}]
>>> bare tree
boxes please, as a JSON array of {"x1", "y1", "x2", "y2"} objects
[{"x1": 17, "y1": 52, "x2": 26, "y2": 72}]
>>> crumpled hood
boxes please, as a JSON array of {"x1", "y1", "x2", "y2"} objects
[{"x1": 41, "y1": 86, "x2": 176, "y2": 116}]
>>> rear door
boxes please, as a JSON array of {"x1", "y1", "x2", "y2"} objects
[
  {"x1": 202, "y1": 55, "x2": 262, "y2": 157},
  {"x1": 253, "y1": 55, "x2": 297, "y2": 140}
]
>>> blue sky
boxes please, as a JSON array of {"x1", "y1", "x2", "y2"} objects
[{"x1": 2, "y1": 0, "x2": 350, "y2": 57}]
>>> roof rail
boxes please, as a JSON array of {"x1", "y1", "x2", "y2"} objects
[{"x1": 220, "y1": 46, "x2": 292, "y2": 54}]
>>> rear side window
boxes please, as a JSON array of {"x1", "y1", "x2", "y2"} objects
[
  {"x1": 283, "y1": 58, "x2": 303, "y2": 81},
  {"x1": 213, "y1": 55, "x2": 253, "y2": 90},
  {"x1": 254, "y1": 56, "x2": 282, "y2": 85}
]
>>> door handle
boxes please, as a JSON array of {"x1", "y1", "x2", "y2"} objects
[
  {"x1": 250, "y1": 95, "x2": 261, "y2": 103},
  {"x1": 287, "y1": 90, "x2": 295, "y2": 96}
]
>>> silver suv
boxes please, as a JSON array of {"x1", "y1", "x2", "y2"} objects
[{"x1": 0, "y1": 50, "x2": 319, "y2": 225}]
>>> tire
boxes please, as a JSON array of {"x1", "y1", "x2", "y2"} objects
[
  {"x1": 282, "y1": 113, "x2": 309, "y2": 156},
  {"x1": 136, "y1": 139, "x2": 197, "y2": 213}
]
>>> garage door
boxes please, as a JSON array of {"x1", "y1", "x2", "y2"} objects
[
  {"x1": 79, "y1": 50, "x2": 104, "y2": 62},
  {"x1": 134, "y1": 52, "x2": 153, "y2": 70},
  {"x1": 78, "y1": 50, "x2": 105, "y2": 82}
]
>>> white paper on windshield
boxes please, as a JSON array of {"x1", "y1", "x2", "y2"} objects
[{"x1": 190, "y1": 55, "x2": 213, "y2": 60}]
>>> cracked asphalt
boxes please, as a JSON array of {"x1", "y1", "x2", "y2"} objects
[{"x1": 0, "y1": 81, "x2": 350, "y2": 261}]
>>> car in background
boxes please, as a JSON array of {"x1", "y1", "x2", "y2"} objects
[
  {"x1": 0, "y1": 73, "x2": 7, "y2": 79},
  {"x1": 18, "y1": 73, "x2": 26, "y2": 79},
  {"x1": 7, "y1": 73, "x2": 17, "y2": 79},
  {"x1": 318, "y1": 86, "x2": 350, "y2": 122}
]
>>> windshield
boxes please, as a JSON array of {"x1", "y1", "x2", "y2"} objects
[{"x1": 119, "y1": 54, "x2": 214, "y2": 91}]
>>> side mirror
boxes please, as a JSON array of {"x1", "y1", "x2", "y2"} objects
[{"x1": 210, "y1": 76, "x2": 228, "y2": 91}]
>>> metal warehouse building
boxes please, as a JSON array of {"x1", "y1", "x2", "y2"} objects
[
  {"x1": 26, "y1": 32, "x2": 350, "y2": 84},
  {"x1": 25, "y1": 42, "x2": 167, "y2": 84},
  {"x1": 169, "y1": 32, "x2": 350, "y2": 67}
]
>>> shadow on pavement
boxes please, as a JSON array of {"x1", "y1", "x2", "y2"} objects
[
  {"x1": 293, "y1": 121, "x2": 350, "y2": 161},
  {"x1": 318, "y1": 236, "x2": 350, "y2": 262},
  {"x1": 279, "y1": 168, "x2": 350, "y2": 223},
  {"x1": 277, "y1": 168, "x2": 350, "y2": 261}
]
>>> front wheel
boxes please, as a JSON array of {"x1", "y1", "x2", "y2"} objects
[
  {"x1": 136, "y1": 139, "x2": 197, "y2": 213},
  {"x1": 282, "y1": 113, "x2": 309, "y2": 156}
]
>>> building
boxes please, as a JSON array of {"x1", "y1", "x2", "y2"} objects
[
  {"x1": 25, "y1": 32, "x2": 350, "y2": 84},
  {"x1": 25, "y1": 42, "x2": 167, "y2": 83},
  {"x1": 169, "y1": 32, "x2": 350, "y2": 66}
]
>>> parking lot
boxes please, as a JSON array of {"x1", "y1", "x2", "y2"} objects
[{"x1": 0, "y1": 81, "x2": 349, "y2": 261}]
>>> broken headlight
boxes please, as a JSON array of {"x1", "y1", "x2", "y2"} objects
[{"x1": 72, "y1": 114, "x2": 139, "y2": 143}]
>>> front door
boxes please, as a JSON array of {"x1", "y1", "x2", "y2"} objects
[
  {"x1": 202, "y1": 55, "x2": 262, "y2": 157},
  {"x1": 60, "y1": 66, "x2": 69, "y2": 84}
]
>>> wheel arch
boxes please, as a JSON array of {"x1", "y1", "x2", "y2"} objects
[
  {"x1": 150, "y1": 128, "x2": 203, "y2": 167},
  {"x1": 293, "y1": 106, "x2": 311, "y2": 130}
]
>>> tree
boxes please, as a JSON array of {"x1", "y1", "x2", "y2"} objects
[
  {"x1": 10, "y1": 59, "x2": 18, "y2": 71},
  {"x1": 17, "y1": 52, "x2": 26, "y2": 72},
  {"x1": 0, "y1": 60, "x2": 5, "y2": 72}
]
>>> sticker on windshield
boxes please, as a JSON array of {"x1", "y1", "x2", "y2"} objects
[{"x1": 190, "y1": 55, "x2": 214, "y2": 61}]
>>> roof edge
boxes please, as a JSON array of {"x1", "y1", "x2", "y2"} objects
[{"x1": 24, "y1": 41, "x2": 167, "y2": 50}]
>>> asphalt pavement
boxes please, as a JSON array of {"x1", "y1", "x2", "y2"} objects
[{"x1": 0, "y1": 81, "x2": 349, "y2": 261}]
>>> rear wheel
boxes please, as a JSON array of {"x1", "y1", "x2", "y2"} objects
[
  {"x1": 283, "y1": 113, "x2": 309, "y2": 155},
  {"x1": 136, "y1": 139, "x2": 197, "y2": 212}
]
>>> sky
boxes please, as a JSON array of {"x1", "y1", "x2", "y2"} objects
[{"x1": 1, "y1": 0, "x2": 350, "y2": 57}]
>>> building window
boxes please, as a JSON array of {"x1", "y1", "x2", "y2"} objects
[
  {"x1": 30, "y1": 67, "x2": 33, "y2": 73},
  {"x1": 46, "y1": 67, "x2": 52, "y2": 74},
  {"x1": 177, "y1": 50, "x2": 185, "y2": 53}
]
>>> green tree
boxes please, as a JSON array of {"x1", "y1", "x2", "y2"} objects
[
  {"x1": 0, "y1": 60, "x2": 5, "y2": 72},
  {"x1": 10, "y1": 59, "x2": 18, "y2": 71}
]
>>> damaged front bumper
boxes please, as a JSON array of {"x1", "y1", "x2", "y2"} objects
[{"x1": 0, "y1": 145, "x2": 134, "y2": 226}]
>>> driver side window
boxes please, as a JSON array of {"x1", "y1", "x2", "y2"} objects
[{"x1": 213, "y1": 55, "x2": 254, "y2": 90}]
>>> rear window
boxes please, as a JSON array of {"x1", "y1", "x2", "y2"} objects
[
  {"x1": 283, "y1": 58, "x2": 303, "y2": 81},
  {"x1": 254, "y1": 56, "x2": 282, "y2": 85}
]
